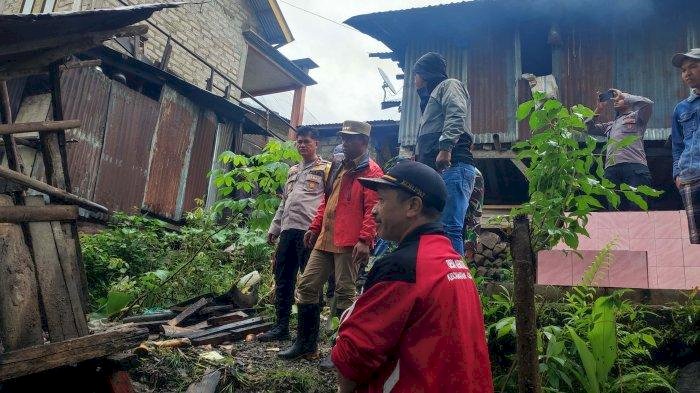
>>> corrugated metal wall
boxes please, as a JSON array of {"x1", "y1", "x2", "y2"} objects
[
  {"x1": 399, "y1": 40, "x2": 468, "y2": 147},
  {"x1": 205, "y1": 121, "x2": 236, "y2": 209},
  {"x1": 466, "y1": 26, "x2": 517, "y2": 139},
  {"x1": 143, "y1": 86, "x2": 199, "y2": 221},
  {"x1": 92, "y1": 81, "x2": 160, "y2": 213},
  {"x1": 182, "y1": 109, "x2": 218, "y2": 212},
  {"x1": 553, "y1": 23, "x2": 615, "y2": 124},
  {"x1": 61, "y1": 68, "x2": 112, "y2": 200},
  {"x1": 398, "y1": 29, "x2": 517, "y2": 148},
  {"x1": 613, "y1": 9, "x2": 689, "y2": 140}
]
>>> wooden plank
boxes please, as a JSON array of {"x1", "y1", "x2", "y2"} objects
[
  {"x1": 186, "y1": 370, "x2": 221, "y2": 393},
  {"x1": 167, "y1": 297, "x2": 210, "y2": 327},
  {"x1": 44, "y1": 61, "x2": 71, "y2": 192},
  {"x1": 0, "y1": 195, "x2": 43, "y2": 351},
  {"x1": 122, "y1": 311, "x2": 176, "y2": 323},
  {"x1": 0, "y1": 326, "x2": 148, "y2": 381},
  {"x1": 50, "y1": 220, "x2": 88, "y2": 336},
  {"x1": 0, "y1": 120, "x2": 81, "y2": 135},
  {"x1": 24, "y1": 195, "x2": 80, "y2": 342},
  {"x1": 106, "y1": 369, "x2": 136, "y2": 393},
  {"x1": 0, "y1": 205, "x2": 78, "y2": 222},
  {"x1": 189, "y1": 332, "x2": 231, "y2": 346},
  {"x1": 207, "y1": 311, "x2": 248, "y2": 327},
  {"x1": 183, "y1": 317, "x2": 266, "y2": 340},
  {"x1": 189, "y1": 322, "x2": 273, "y2": 346},
  {"x1": 0, "y1": 165, "x2": 109, "y2": 213},
  {"x1": 198, "y1": 304, "x2": 235, "y2": 315}
]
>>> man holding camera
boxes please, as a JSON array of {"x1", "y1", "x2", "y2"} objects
[{"x1": 586, "y1": 88, "x2": 654, "y2": 210}]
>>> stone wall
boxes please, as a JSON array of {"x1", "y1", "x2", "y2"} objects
[{"x1": 2, "y1": 0, "x2": 259, "y2": 97}]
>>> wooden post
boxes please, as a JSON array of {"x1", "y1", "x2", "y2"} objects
[
  {"x1": 159, "y1": 36, "x2": 172, "y2": 71},
  {"x1": 511, "y1": 215, "x2": 540, "y2": 393},
  {"x1": 43, "y1": 61, "x2": 71, "y2": 191},
  {"x1": 0, "y1": 81, "x2": 25, "y2": 175},
  {"x1": 206, "y1": 67, "x2": 214, "y2": 91}
]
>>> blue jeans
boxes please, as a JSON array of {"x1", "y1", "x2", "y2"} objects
[{"x1": 440, "y1": 162, "x2": 477, "y2": 255}]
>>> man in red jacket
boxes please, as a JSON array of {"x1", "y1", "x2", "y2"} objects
[
  {"x1": 279, "y1": 120, "x2": 383, "y2": 360},
  {"x1": 331, "y1": 160, "x2": 493, "y2": 392}
]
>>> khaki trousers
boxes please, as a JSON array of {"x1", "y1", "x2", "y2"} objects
[{"x1": 295, "y1": 249, "x2": 358, "y2": 309}]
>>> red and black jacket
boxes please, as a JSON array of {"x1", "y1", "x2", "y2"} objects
[{"x1": 331, "y1": 223, "x2": 493, "y2": 393}]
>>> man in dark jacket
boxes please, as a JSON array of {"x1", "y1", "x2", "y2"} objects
[
  {"x1": 413, "y1": 52, "x2": 477, "y2": 255},
  {"x1": 331, "y1": 160, "x2": 493, "y2": 393}
]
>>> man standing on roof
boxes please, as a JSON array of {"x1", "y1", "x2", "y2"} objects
[
  {"x1": 671, "y1": 48, "x2": 700, "y2": 244},
  {"x1": 331, "y1": 160, "x2": 493, "y2": 392},
  {"x1": 413, "y1": 52, "x2": 477, "y2": 255},
  {"x1": 258, "y1": 126, "x2": 330, "y2": 342},
  {"x1": 585, "y1": 88, "x2": 654, "y2": 210},
  {"x1": 278, "y1": 120, "x2": 383, "y2": 360}
]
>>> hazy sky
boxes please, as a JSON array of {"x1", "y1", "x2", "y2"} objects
[{"x1": 249, "y1": 1, "x2": 463, "y2": 125}]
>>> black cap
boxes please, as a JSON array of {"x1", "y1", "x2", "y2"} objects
[{"x1": 358, "y1": 160, "x2": 447, "y2": 212}]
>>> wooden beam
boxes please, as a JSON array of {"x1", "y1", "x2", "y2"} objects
[
  {"x1": 510, "y1": 158, "x2": 529, "y2": 178},
  {"x1": 0, "y1": 81, "x2": 25, "y2": 175},
  {"x1": 472, "y1": 149, "x2": 517, "y2": 159},
  {"x1": 0, "y1": 195, "x2": 44, "y2": 351},
  {"x1": 183, "y1": 317, "x2": 266, "y2": 340},
  {"x1": 60, "y1": 60, "x2": 102, "y2": 72},
  {"x1": 122, "y1": 311, "x2": 177, "y2": 323},
  {"x1": 0, "y1": 166, "x2": 109, "y2": 213},
  {"x1": 189, "y1": 321, "x2": 273, "y2": 346},
  {"x1": 0, "y1": 204, "x2": 78, "y2": 223},
  {"x1": 207, "y1": 311, "x2": 248, "y2": 327},
  {"x1": 0, "y1": 325, "x2": 148, "y2": 381},
  {"x1": 0, "y1": 120, "x2": 81, "y2": 135},
  {"x1": 167, "y1": 297, "x2": 210, "y2": 327}
]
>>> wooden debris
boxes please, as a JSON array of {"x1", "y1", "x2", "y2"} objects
[
  {"x1": 167, "y1": 297, "x2": 210, "y2": 327},
  {"x1": 190, "y1": 322, "x2": 273, "y2": 346},
  {"x1": 0, "y1": 204, "x2": 78, "y2": 223},
  {"x1": 152, "y1": 338, "x2": 191, "y2": 348},
  {"x1": 169, "y1": 294, "x2": 213, "y2": 312},
  {"x1": 105, "y1": 369, "x2": 136, "y2": 393},
  {"x1": 198, "y1": 304, "x2": 235, "y2": 316},
  {"x1": 185, "y1": 369, "x2": 221, "y2": 393},
  {"x1": 0, "y1": 326, "x2": 148, "y2": 381},
  {"x1": 122, "y1": 311, "x2": 176, "y2": 323},
  {"x1": 207, "y1": 311, "x2": 248, "y2": 326},
  {"x1": 0, "y1": 195, "x2": 43, "y2": 351},
  {"x1": 0, "y1": 165, "x2": 109, "y2": 213},
  {"x1": 183, "y1": 317, "x2": 266, "y2": 340},
  {"x1": 25, "y1": 195, "x2": 87, "y2": 341},
  {"x1": 0, "y1": 119, "x2": 81, "y2": 135}
]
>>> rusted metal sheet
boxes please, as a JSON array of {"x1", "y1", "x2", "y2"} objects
[
  {"x1": 92, "y1": 81, "x2": 159, "y2": 213},
  {"x1": 205, "y1": 121, "x2": 235, "y2": 209},
  {"x1": 182, "y1": 110, "x2": 217, "y2": 213},
  {"x1": 60, "y1": 67, "x2": 111, "y2": 200},
  {"x1": 143, "y1": 85, "x2": 198, "y2": 221},
  {"x1": 553, "y1": 22, "x2": 615, "y2": 124},
  {"x1": 466, "y1": 26, "x2": 514, "y2": 137},
  {"x1": 613, "y1": 9, "x2": 689, "y2": 139}
]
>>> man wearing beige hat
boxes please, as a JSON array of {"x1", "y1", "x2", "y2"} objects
[
  {"x1": 279, "y1": 120, "x2": 383, "y2": 360},
  {"x1": 671, "y1": 48, "x2": 700, "y2": 244}
]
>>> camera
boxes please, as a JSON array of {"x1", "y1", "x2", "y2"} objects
[{"x1": 598, "y1": 89, "x2": 615, "y2": 102}]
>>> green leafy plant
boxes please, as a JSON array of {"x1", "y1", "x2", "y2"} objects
[
  {"x1": 211, "y1": 140, "x2": 300, "y2": 230},
  {"x1": 512, "y1": 92, "x2": 662, "y2": 252}
]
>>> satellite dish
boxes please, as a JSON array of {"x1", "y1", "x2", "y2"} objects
[{"x1": 378, "y1": 67, "x2": 397, "y2": 95}]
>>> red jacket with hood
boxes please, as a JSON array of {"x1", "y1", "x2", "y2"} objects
[
  {"x1": 331, "y1": 223, "x2": 493, "y2": 392},
  {"x1": 308, "y1": 153, "x2": 383, "y2": 247}
]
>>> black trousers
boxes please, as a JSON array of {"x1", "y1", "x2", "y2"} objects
[
  {"x1": 604, "y1": 163, "x2": 652, "y2": 211},
  {"x1": 273, "y1": 229, "x2": 311, "y2": 317}
]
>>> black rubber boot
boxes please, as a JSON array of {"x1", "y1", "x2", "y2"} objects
[
  {"x1": 278, "y1": 303, "x2": 320, "y2": 360},
  {"x1": 258, "y1": 297, "x2": 291, "y2": 342},
  {"x1": 319, "y1": 307, "x2": 348, "y2": 370}
]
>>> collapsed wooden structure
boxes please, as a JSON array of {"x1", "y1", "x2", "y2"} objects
[{"x1": 0, "y1": 4, "x2": 179, "y2": 388}]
